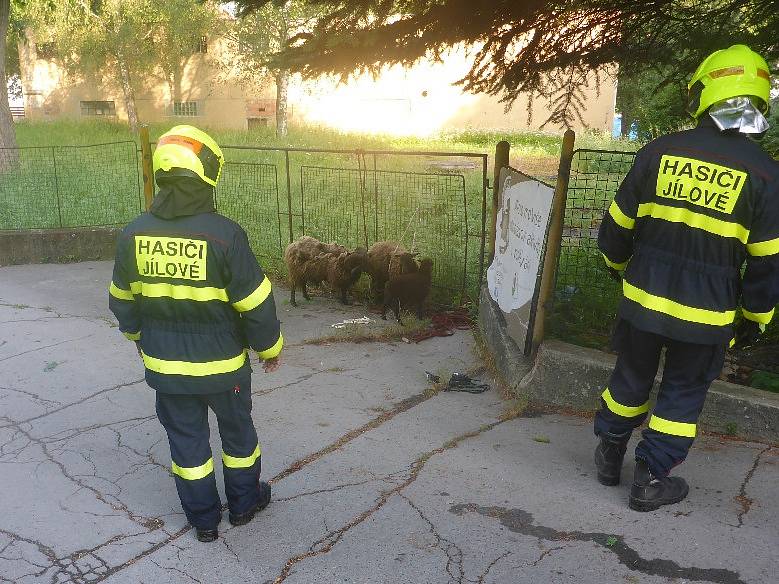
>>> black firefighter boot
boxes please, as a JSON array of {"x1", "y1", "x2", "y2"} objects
[
  {"x1": 196, "y1": 527, "x2": 219, "y2": 543},
  {"x1": 629, "y1": 458, "x2": 689, "y2": 512},
  {"x1": 594, "y1": 431, "x2": 630, "y2": 486},
  {"x1": 229, "y1": 481, "x2": 272, "y2": 526}
]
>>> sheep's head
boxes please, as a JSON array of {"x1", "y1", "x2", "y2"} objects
[
  {"x1": 345, "y1": 247, "x2": 368, "y2": 278},
  {"x1": 392, "y1": 251, "x2": 419, "y2": 273}
]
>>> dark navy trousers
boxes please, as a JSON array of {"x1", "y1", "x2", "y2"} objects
[
  {"x1": 155, "y1": 377, "x2": 262, "y2": 529},
  {"x1": 594, "y1": 319, "x2": 726, "y2": 478}
]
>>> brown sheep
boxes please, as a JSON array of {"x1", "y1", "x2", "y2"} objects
[
  {"x1": 366, "y1": 241, "x2": 418, "y2": 301},
  {"x1": 284, "y1": 236, "x2": 347, "y2": 306},
  {"x1": 381, "y1": 258, "x2": 434, "y2": 324},
  {"x1": 325, "y1": 247, "x2": 368, "y2": 304}
]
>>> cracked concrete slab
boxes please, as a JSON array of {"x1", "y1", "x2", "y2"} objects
[{"x1": 1, "y1": 261, "x2": 777, "y2": 584}]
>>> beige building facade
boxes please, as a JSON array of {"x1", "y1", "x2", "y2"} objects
[{"x1": 19, "y1": 34, "x2": 616, "y2": 136}]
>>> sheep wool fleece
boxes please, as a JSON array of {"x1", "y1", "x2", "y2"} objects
[{"x1": 108, "y1": 209, "x2": 282, "y2": 529}]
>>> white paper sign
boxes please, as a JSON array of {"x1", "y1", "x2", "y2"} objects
[{"x1": 487, "y1": 174, "x2": 554, "y2": 318}]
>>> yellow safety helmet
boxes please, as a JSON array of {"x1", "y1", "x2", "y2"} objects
[
  {"x1": 153, "y1": 125, "x2": 224, "y2": 187},
  {"x1": 687, "y1": 45, "x2": 771, "y2": 119}
]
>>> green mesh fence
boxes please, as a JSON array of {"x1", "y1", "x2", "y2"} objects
[{"x1": 0, "y1": 142, "x2": 142, "y2": 230}]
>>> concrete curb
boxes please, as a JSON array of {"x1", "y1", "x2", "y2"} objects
[
  {"x1": 0, "y1": 227, "x2": 120, "y2": 266},
  {"x1": 479, "y1": 288, "x2": 779, "y2": 444}
]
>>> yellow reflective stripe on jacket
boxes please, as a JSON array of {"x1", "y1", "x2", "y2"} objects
[
  {"x1": 129, "y1": 281, "x2": 228, "y2": 302},
  {"x1": 601, "y1": 388, "x2": 649, "y2": 418},
  {"x1": 109, "y1": 282, "x2": 134, "y2": 301},
  {"x1": 602, "y1": 253, "x2": 628, "y2": 271},
  {"x1": 257, "y1": 333, "x2": 283, "y2": 360},
  {"x1": 172, "y1": 458, "x2": 214, "y2": 480},
  {"x1": 222, "y1": 445, "x2": 261, "y2": 469},
  {"x1": 623, "y1": 280, "x2": 736, "y2": 326},
  {"x1": 648, "y1": 415, "x2": 696, "y2": 438},
  {"x1": 637, "y1": 203, "x2": 749, "y2": 243},
  {"x1": 742, "y1": 308, "x2": 774, "y2": 325},
  {"x1": 123, "y1": 331, "x2": 141, "y2": 341},
  {"x1": 142, "y1": 350, "x2": 247, "y2": 377},
  {"x1": 233, "y1": 277, "x2": 272, "y2": 312},
  {"x1": 608, "y1": 201, "x2": 635, "y2": 230},
  {"x1": 746, "y1": 236, "x2": 779, "y2": 257}
]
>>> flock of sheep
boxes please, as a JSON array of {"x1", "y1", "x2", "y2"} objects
[{"x1": 282, "y1": 236, "x2": 434, "y2": 323}]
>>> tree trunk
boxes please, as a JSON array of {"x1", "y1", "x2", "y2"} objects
[
  {"x1": 275, "y1": 69, "x2": 289, "y2": 138},
  {"x1": 620, "y1": 112, "x2": 633, "y2": 138},
  {"x1": 275, "y1": 7, "x2": 290, "y2": 139},
  {"x1": 0, "y1": 0, "x2": 19, "y2": 171},
  {"x1": 117, "y1": 50, "x2": 139, "y2": 132}
]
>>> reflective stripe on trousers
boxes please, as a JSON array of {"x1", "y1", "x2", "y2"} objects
[
  {"x1": 594, "y1": 319, "x2": 725, "y2": 477},
  {"x1": 155, "y1": 380, "x2": 263, "y2": 529}
]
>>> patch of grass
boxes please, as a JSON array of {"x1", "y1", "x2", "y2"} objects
[
  {"x1": 532, "y1": 436, "x2": 551, "y2": 444},
  {"x1": 425, "y1": 368, "x2": 451, "y2": 397},
  {"x1": 471, "y1": 329, "x2": 516, "y2": 400},
  {"x1": 749, "y1": 370, "x2": 779, "y2": 393},
  {"x1": 306, "y1": 312, "x2": 430, "y2": 345},
  {"x1": 500, "y1": 395, "x2": 530, "y2": 421},
  {"x1": 43, "y1": 361, "x2": 60, "y2": 372},
  {"x1": 725, "y1": 422, "x2": 738, "y2": 436}
]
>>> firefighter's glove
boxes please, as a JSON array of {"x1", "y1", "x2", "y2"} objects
[
  {"x1": 733, "y1": 320, "x2": 763, "y2": 349},
  {"x1": 607, "y1": 267, "x2": 622, "y2": 282}
]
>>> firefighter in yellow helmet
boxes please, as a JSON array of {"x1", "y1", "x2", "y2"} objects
[
  {"x1": 109, "y1": 126, "x2": 283, "y2": 541},
  {"x1": 595, "y1": 46, "x2": 779, "y2": 511}
]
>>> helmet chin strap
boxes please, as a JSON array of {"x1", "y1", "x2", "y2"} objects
[{"x1": 708, "y1": 96, "x2": 770, "y2": 135}]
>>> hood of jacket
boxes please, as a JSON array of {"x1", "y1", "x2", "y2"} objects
[{"x1": 149, "y1": 173, "x2": 216, "y2": 220}]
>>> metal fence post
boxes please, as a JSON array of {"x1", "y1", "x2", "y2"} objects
[
  {"x1": 488, "y1": 141, "x2": 511, "y2": 267},
  {"x1": 285, "y1": 150, "x2": 294, "y2": 242},
  {"x1": 51, "y1": 147, "x2": 63, "y2": 228},
  {"x1": 531, "y1": 129, "x2": 576, "y2": 352},
  {"x1": 139, "y1": 126, "x2": 154, "y2": 210}
]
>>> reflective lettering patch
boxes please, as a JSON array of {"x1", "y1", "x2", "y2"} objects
[
  {"x1": 135, "y1": 236, "x2": 207, "y2": 281},
  {"x1": 656, "y1": 155, "x2": 746, "y2": 215}
]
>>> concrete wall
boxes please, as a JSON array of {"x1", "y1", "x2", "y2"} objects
[
  {"x1": 479, "y1": 287, "x2": 779, "y2": 444},
  {"x1": 0, "y1": 228, "x2": 120, "y2": 266}
]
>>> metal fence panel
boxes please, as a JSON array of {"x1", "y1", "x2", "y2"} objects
[
  {"x1": 215, "y1": 162, "x2": 283, "y2": 273},
  {"x1": 300, "y1": 166, "x2": 470, "y2": 301},
  {"x1": 53, "y1": 142, "x2": 142, "y2": 228},
  {"x1": 556, "y1": 149, "x2": 636, "y2": 294},
  {"x1": 550, "y1": 148, "x2": 636, "y2": 348},
  {"x1": 0, "y1": 142, "x2": 142, "y2": 230},
  {"x1": 0, "y1": 147, "x2": 58, "y2": 229}
]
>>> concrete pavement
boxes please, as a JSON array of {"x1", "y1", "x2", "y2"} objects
[{"x1": 0, "y1": 261, "x2": 776, "y2": 584}]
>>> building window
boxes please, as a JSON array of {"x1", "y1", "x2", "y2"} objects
[
  {"x1": 196, "y1": 36, "x2": 208, "y2": 54},
  {"x1": 248, "y1": 118, "x2": 269, "y2": 130},
  {"x1": 80, "y1": 100, "x2": 116, "y2": 117},
  {"x1": 173, "y1": 101, "x2": 199, "y2": 117},
  {"x1": 36, "y1": 43, "x2": 56, "y2": 60}
]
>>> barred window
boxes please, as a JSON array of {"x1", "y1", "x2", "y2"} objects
[
  {"x1": 80, "y1": 101, "x2": 116, "y2": 117},
  {"x1": 173, "y1": 101, "x2": 199, "y2": 117}
]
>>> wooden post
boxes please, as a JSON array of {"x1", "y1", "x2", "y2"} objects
[
  {"x1": 489, "y1": 141, "x2": 511, "y2": 265},
  {"x1": 531, "y1": 129, "x2": 576, "y2": 352},
  {"x1": 139, "y1": 125, "x2": 154, "y2": 211}
]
